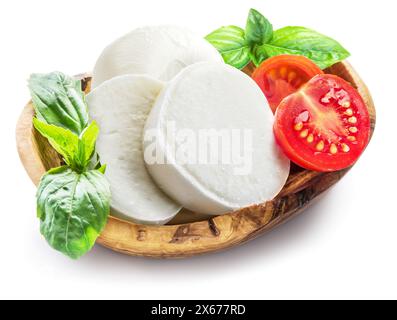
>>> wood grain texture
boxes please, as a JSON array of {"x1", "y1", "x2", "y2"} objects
[{"x1": 16, "y1": 61, "x2": 376, "y2": 258}]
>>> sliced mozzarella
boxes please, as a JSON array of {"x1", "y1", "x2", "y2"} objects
[
  {"x1": 86, "y1": 75, "x2": 182, "y2": 225},
  {"x1": 143, "y1": 62, "x2": 290, "y2": 215},
  {"x1": 92, "y1": 25, "x2": 223, "y2": 88}
]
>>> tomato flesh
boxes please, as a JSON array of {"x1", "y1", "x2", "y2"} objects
[
  {"x1": 274, "y1": 74, "x2": 371, "y2": 172},
  {"x1": 252, "y1": 55, "x2": 323, "y2": 113}
]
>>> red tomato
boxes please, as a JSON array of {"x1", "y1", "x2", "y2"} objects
[
  {"x1": 274, "y1": 74, "x2": 371, "y2": 172},
  {"x1": 252, "y1": 55, "x2": 323, "y2": 113}
]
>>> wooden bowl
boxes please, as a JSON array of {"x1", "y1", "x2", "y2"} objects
[{"x1": 16, "y1": 61, "x2": 376, "y2": 258}]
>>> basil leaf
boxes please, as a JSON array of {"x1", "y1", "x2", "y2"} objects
[
  {"x1": 88, "y1": 152, "x2": 102, "y2": 171},
  {"x1": 37, "y1": 166, "x2": 111, "y2": 259},
  {"x1": 249, "y1": 44, "x2": 268, "y2": 67},
  {"x1": 263, "y1": 26, "x2": 350, "y2": 69},
  {"x1": 98, "y1": 164, "x2": 107, "y2": 174},
  {"x1": 246, "y1": 8, "x2": 273, "y2": 46},
  {"x1": 33, "y1": 118, "x2": 79, "y2": 167},
  {"x1": 206, "y1": 26, "x2": 250, "y2": 69},
  {"x1": 33, "y1": 118, "x2": 99, "y2": 171},
  {"x1": 78, "y1": 121, "x2": 99, "y2": 169},
  {"x1": 29, "y1": 72, "x2": 89, "y2": 135}
]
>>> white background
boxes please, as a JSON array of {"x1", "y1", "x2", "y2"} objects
[{"x1": 0, "y1": 0, "x2": 396, "y2": 300}]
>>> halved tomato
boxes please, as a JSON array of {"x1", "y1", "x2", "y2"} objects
[
  {"x1": 274, "y1": 74, "x2": 371, "y2": 172},
  {"x1": 252, "y1": 55, "x2": 323, "y2": 113}
]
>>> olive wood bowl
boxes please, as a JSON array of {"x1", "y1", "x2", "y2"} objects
[{"x1": 16, "y1": 61, "x2": 376, "y2": 258}]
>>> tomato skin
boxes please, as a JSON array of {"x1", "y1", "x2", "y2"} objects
[
  {"x1": 274, "y1": 74, "x2": 371, "y2": 172},
  {"x1": 252, "y1": 55, "x2": 323, "y2": 113}
]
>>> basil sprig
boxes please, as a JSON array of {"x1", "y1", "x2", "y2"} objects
[
  {"x1": 206, "y1": 8, "x2": 350, "y2": 70},
  {"x1": 29, "y1": 72, "x2": 111, "y2": 259}
]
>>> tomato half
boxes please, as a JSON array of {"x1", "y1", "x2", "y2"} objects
[
  {"x1": 274, "y1": 74, "x2": 371, "y2": 172},
  {"x1": 252, "y1": 55, "x2": 323, "y2": 113}
]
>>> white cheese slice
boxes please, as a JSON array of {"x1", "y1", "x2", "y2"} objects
[
  {"x1": 92, "y1": 25, "x2": 223, "y2": 88},
  {"x1": 86, "y1": 75, "x2": 182, "y2": 225},
  {"x1": 143, "y1": 62, "x2": 290, "y2": 215}
]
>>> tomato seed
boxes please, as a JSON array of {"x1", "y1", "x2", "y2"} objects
[
  {"x1": 341, "y1": 143, "x2": 350, "y2": 153},
  {"x1": 288, "y1": 72, "x2": 297, "y2": 83},
  {"x1": 341, "y1": 101, "x2": 351, "y2": 108},
  {"x1": 300, "y1": 129, "x2": 309, "y2": 138},
  {"x1": 280, "y1": 67, "x2": 287, "y2": 78},
  {"x1": 316, "y1": 141, "x2": 325, "y2": 151},
  {"x1": 330, "y1": 144, "x2": 338, "y2": 154},
  {"x1": 294, "y1": 122, "x2": 303, "y2": 131},
  {"x1": 348, "y1": 116, "x2": 357, "y2": 124}
]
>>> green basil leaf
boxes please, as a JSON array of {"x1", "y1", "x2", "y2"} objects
[
  {"x1": 29, "y1": 72, "x2": 89, "y2": 135},
  {"x1": 98, "y1": 164, "x2": 107, "y2": 174},
  {"x1": 263, "y1": 26, "x2": 350, "y2": 69},
  {"x1": 249, "y1": 44, "x2": 268, "y2": 67},
  {"x1": 78, "y1": 121, "x2": 99, "y2": 168},
  {"x1": 246, "y1": 8, "x2": 273, "y2": 46},
  {"x1": 37, "y1": 166, "x2": 111, "y2": 259},
  {"x1": 33, "y1": 118, "x2": 79, "y2": 167},
  {"x1": 33, "y1": 118, "x2": 99, "y2": 171},
  {"x1": 88, "y1": 152, "x2": 102, "y2": 171},
  {"x1": 206, "y1": 26, "x2": 250, "y2": 69}
]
